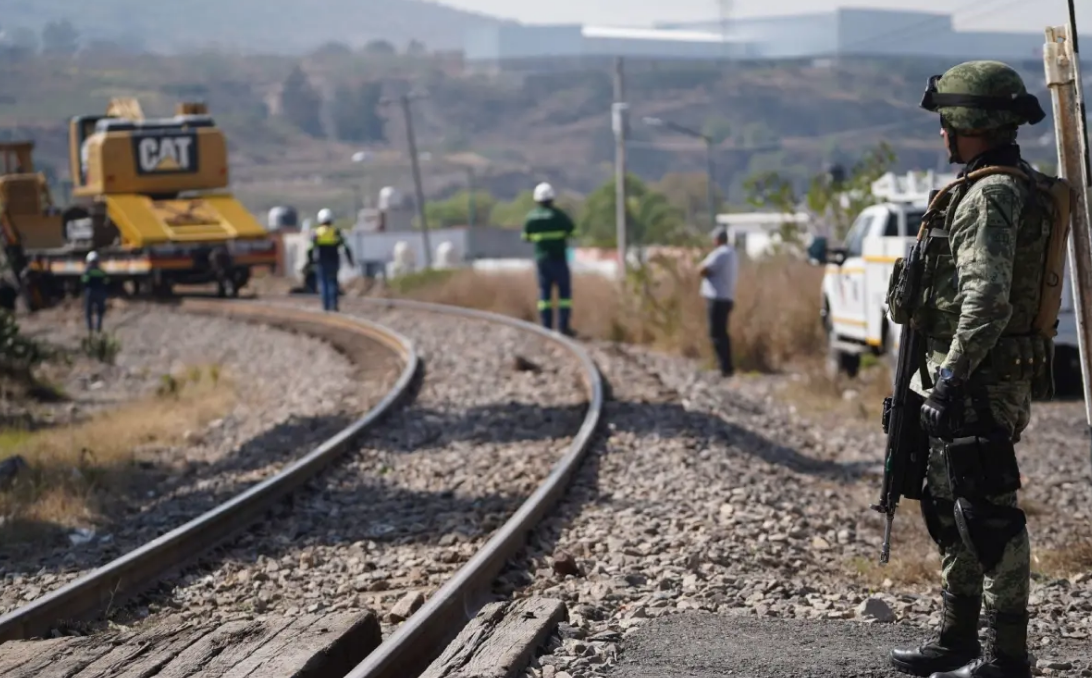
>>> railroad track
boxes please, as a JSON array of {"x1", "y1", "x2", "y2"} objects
[{"x1": 0, "y1": 297, "x2": 603, "y2": 678}]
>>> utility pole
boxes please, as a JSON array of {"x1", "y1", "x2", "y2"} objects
[
  {"x1": 1045, "y1": 14, "x2": 1092, "y2": 474},
  {"x1": 466, "y1": 167, "x2": 476, "y2": 227},
  {"x1": 381, "y1": 91, "x2": 432, "y2": 269},
  {"x1": 643, "y1": 115, "x2": 719, "y2": 231},
  {"x1": 612, "y1": 58, "x2": 628, "y2": 278},
  {"x1": 704, "y1": 137, "x2": 717, "y2": 231}
]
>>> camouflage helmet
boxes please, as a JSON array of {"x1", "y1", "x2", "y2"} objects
[{"x1": 919, "y1": 60, "x2": 1046, "y2": 131}]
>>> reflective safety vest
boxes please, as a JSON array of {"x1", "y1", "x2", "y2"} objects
[
  {"x1": 310, "y1": 225, "x2": 345, "y2": 267},
  {"x1": 313, "y1": 225, "x2": 342, "y2": 246},
  {"x1": 81, "y1": 266, "x2": 109, "y2": 292}
]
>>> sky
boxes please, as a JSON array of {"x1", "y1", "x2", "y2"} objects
[{"x1": 440, "y1": 0, "x2": 1092, "y2": 33}]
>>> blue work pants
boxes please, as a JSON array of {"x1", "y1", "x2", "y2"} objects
[
  {"x1": 536, "y1": 256, "x2": 572, "y2": 332},
  {"x1": 317, "y1": 264, "x2": 339, "y2": 311},
  {"x1": 85, "y1": 289, "x2": 106, "y2": 333}
]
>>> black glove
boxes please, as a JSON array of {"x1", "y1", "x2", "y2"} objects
[{"x1": 920, "y1": 373, "x2": 965, "y2": 439}]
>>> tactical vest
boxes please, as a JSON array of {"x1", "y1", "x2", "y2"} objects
[{"x1": 887, "y1": 163, "x2": 1073, "y2": 398}]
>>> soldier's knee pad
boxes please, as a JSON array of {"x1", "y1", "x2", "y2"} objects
[
  {"x1": 952, "y1": 498, "x2": 1026, "y2": 571},
  {"x1": 919, "y1": 484, "x2": 960, "y2": 550}
]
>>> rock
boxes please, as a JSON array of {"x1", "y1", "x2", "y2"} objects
[
  {"x1": 811, "y1": 536, "x2": 831, "y2": 551},
  {"x1": 857, "y1": 597, "x2": 896, "y2": 624},
  {"x1": 386, "y1": 591, "x2": 426, "y2": 623},
  {"x1": 513, "y1": 355, "x2": 542, "y2": 372},
  {"x1": 552, "y1": 551, "x2": 581, "y2": 578}
]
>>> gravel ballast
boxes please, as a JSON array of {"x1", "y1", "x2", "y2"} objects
[
  {"x1": 110, "y1": 304, "x2": 590, "y2": 640},
  {"x1": 1, "y1": 302, "x2": 400, "y2": 616},
  {"x1": 507, "y1": 343, "x2": 1092, "y2": 678}
]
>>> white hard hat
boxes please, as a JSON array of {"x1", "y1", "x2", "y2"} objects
[
  {"x1": 85, "y1": 251, "x2": 98, "y2": 263},
  {"x1": 317, "y1": 208, "x2": 333, "y2": 224},
  {"x1": 533, "y1": 182, "x2": 555, "y2": 203}
]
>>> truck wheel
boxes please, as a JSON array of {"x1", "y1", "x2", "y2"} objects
[
  {"x1": 825, "y1": 333, "x2": 861, "y2": 379},
  {"x1": 822, "y1": 297, "x2": 861, "y2": 379},
  {"x1": 1053, "y1": 345, "x2": 1084, "y2": 399}
]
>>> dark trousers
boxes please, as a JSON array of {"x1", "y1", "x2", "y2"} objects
[
  {"x1": 706, "y1": 298, "x2": 734, "y2": 376},
  {"x1": 536, "y1": 256, "x2": 572, "y2": 332},
  {"x1": 85, "y1": 290, "x2": 106, "y2": 333},
  {"x1": 317, "y1": 264, "x2": 339, "y2": 311}
]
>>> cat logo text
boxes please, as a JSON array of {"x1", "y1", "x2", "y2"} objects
[{"x1": 132, "y1": 133, "x2": 198, "y2": 175}]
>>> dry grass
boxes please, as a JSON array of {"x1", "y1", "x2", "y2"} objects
[
  {"x1": 848, "y1": 499, "x2": 1092, "y2": 586},
  {"x1": 383, "y1": 254, "x2": 827, "y2": 374},
  {"x1": 782, "y1": 359, "x2": 893, "y2": 423},
  {"x1": 849, "y1": 499, "x2": 941, "y2": 590},
  {"x1": 1034, "y1": 540, "x2": 1092, "y2": 578},
  {"x1": 0, "y1": 364, "x2": 234, "y2": 541}
]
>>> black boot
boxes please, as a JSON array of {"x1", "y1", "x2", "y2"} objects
[
  {"x1": 890, "y1": 590, "x2": 982, "y2": 676},
  {"x1": 929, "y1": 609, "x2": 1031, "y2": 678}
]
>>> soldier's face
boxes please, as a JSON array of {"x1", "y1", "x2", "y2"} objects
[{"x1": 940, "y1": 127, "x2": 964, "y2": 164}]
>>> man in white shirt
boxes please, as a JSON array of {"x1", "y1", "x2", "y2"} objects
[{"x1": 699, "y1": 228, "x2": 739, "y2": 377}]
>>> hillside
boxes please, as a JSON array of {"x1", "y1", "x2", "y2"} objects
[
  {"x1": 0, "y1": 52, "x2": 1057, "y2": 219},
  {"x1": 0, "y1": 0, "x2": 509, "y2": 54}
]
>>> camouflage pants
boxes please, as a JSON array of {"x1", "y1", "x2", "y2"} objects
[{"x1": 919, "y1": 378, "x2": 1033, "y2": 614}]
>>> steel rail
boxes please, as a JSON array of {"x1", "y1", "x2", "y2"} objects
[
  {"x1": 324, "y1": 298, "x2": 606, "y2": 678},
  {"x1": 0, "y1": 299, "x2": 420, "y2": 643}
]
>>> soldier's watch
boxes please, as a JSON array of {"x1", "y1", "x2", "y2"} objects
[{"x1": 937, "y1": 366, "x2": 963, "y2": 388}]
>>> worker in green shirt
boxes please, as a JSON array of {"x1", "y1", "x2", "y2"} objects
[
  {"x1": 81, "y1": 251, "x2": 109, "y2": 333},
  {"x1": 523, "y1": 182, "x2": 576, "y2": 335}
]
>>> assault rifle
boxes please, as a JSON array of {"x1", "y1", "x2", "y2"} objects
[{"x1": 870, "y1": 205, "x2": 937, "y2": 565}]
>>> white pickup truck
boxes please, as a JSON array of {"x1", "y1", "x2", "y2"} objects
[{"x1": 808, "y1": 201, "x2": 1082, "y2": 396}]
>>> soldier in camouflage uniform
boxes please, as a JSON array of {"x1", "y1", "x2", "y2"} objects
[{"x1": 886, "y1": 61, "x2": 1052, "y2": 678}]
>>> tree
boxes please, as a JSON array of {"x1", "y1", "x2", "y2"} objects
[
  {"x1": 1, "y1": 26, "x2": 39, "y2": 60},
  {"x1": 702, "y1": 116, "x2": 733, "y2": 145},
  {"x1": 578, "y1": 174, "x2": 687, "y2": 247},
  {"x1": 491, "y1": 191, "x2": 538, "y2": 227},
  {"x1": 743, "y1": 142, "x2": 897, "y2": 245},
  {"x1": 653, "y1": 172, "x2": 726, "y2": 228},
  {"x1": 279, "y1": 65, "x2": 324, "y2": 138},
  {"x1": 40, "y1": 19, "x2": 79, "y2": 56},
  {"x1": 312, "y1": 41, "x2": 352, "y2": 57},
  {"x1": 405, "y1": 39, "x2": 427, "y2": 56},
  {"x1": 424, "y1": 190, "x2": 497, "y2": 228},
  {"x1": 491, "y1": 190, "x2": 583, "y2": 228},
  {"x1": 331, "y1": 81, "x2": 386, "y2": 143},
  {"x1": 363, "y1": 39, "x2": 396, "y2": 55}
]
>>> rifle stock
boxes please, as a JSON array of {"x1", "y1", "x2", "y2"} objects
[{"x1": 872, "y1": 238, "x2": 931, "y2": 564}]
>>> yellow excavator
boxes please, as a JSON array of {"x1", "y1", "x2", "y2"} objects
[{"x1": 0, "y1": 98, "x2": 276, "y2": 310}]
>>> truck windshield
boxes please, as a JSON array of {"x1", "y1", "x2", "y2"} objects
[{"x1": 905, "y1": 211, "x2": 926, "y2": 235}]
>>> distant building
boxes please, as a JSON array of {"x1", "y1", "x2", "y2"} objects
[
  {"x1": 715, "y1": 212, "x2": 811, "y2": 259},
  {"x1": 465, "y1": 7, "x2": 1063, "y2": 73}
]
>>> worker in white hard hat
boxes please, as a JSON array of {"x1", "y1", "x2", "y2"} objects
[
  {"x1": 306, "y1": 208, "x2": 354, "y2": 312},
  {"x1": 522, "y1": 182, "x2": 576, "y2": 335},
  {"x1": 81, "y1": 251, "x2": 109, "y2": 333}
]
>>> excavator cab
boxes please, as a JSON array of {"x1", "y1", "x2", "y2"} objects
[
  {"x1": 1, "y1": 142, "x2": 64, "y2": 248},
  {"x1": 0, "y1": 142, "x2": 64, "y2": 310}
]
